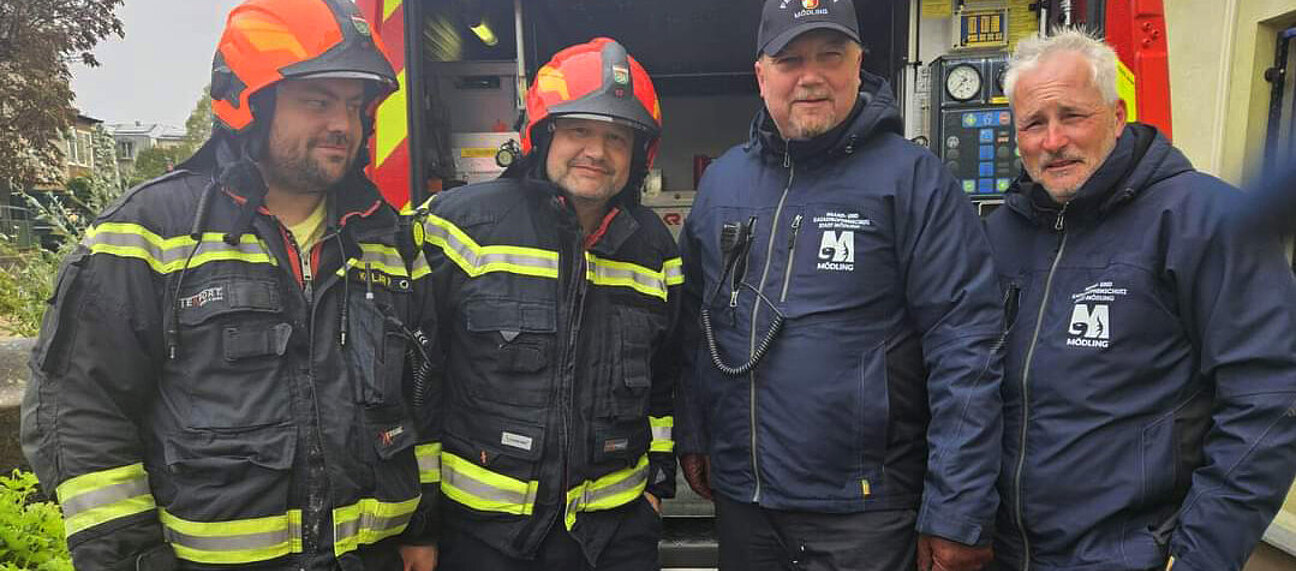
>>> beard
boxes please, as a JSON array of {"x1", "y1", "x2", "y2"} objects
[
  {"x1": 781, "y1": 87, "x2": 843, "y2": 140},
  {"x1": 262, "y1": 133, "x2": 355, "y2": 196},
  {"x1": 1026, "y1": 132, "x2": 1120, "y2": 203}
]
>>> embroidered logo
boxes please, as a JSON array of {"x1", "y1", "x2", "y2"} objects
[
  {"x1": 1065, "y1": 281, "x2": 1127, "y2": 348},
  {"x1": 812, "y1": 211, "x2": 868, "y2": 272},
  {"x1": 178, "y1": 286, "x2": 225, "y2": 309}
]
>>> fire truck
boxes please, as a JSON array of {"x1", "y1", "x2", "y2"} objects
[{"x1": 351, "y1": 0, "x2": 1175, "y2": 566}]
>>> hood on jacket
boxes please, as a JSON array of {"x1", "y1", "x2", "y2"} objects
[
  {"x1": 747, "y1": 71, "x2": 905, "y2": 164},
  {"x1": 1004, "y1": 123, "x2": 1194, "y2": 228}
]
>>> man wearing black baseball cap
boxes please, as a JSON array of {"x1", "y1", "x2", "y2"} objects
[{"x1": 675, "y1": 0, "x2": 1005, "y2": 570}]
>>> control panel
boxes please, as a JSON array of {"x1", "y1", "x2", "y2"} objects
[{"x1": 930, "y1": 54, "x2": 1019, "y2": 201}]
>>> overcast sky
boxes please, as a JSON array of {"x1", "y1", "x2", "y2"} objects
[{"x1": 70, "y1": 0, "x2": 247, "y2": 128}]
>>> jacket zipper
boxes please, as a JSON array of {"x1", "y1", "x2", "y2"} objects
[
  {"x1": 779, "y1": 214, "x2": 802, "y2": 303},
  {"x1": 553, "y1": 221, "x2": 587, "y2": 539},
  {"x1": 748, "y1": 151, "x2": 795, "y2": 502},
  {"x1": 1013, "y1": 202, "x2": 1069, "y2": 570}
]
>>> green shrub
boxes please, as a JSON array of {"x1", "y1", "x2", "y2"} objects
[
  {"x1": 0, "y1": 243, "x2": 59, "y2": 337},
  {"x1": 0, "y1": 471, "x2": 71, "y2": 570}
]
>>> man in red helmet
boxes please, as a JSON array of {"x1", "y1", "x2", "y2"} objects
[
  {"x1": 21, "y1": 0, "x2": 440, "y2": 569},
  {"x1": 416, "y1": 37, "x2": 680, "y2": 570}
]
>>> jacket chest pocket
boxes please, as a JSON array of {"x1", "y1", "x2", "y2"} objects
[
  {"x1": 169, "y1": 277, "x2": 292, "y2": 429},
  {"x1": 606, "y1": 306, "x2": 657, "y2": 420},
  {"x1": 461, "y1": 298, "x2": 556, "y2": 408},
  {"x1": 347, "y1": 284, "x2": 412, "y2": 406}
]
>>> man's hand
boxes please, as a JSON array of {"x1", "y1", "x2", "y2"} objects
[
  {"x1": 917, "y1": 534, "x2": 992, "y2": 571},
  {"x1": 399, "y1": 544, "x2": 438, "y2": 571},
  {"x1": 679, "y1": 453, "x2": 712, "y2": 501},
  {"x1": 644, "y1": 492, "x2": 661, "y2": 514}
]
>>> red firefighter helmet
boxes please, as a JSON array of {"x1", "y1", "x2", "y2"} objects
[
  {"x1": 210, "y1": 0, "x2": 398, "y2": 134},
  {"x1": 522, "y1": 38, "x2": 662, "y2": 172}
]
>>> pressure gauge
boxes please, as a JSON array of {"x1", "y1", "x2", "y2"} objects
[{"x1": 945, "y1": 64, "x2": 982, "y2": 102}]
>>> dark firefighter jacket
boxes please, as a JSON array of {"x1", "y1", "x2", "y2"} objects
[
  {"x1": 986, "y1": 124, "x2": 1296, "y2": 571},
  {"x1": 21, "y1": 160, "x2": 440, "y2": 570},
  {"x1": 416, "y1": 166, "x2": 680, "y2": 563},
  {"x1": 675, "y1": 74, "x2": 1006, "y2": 546}
]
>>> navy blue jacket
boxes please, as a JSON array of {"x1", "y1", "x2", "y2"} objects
[
  {"x1": 986, "y1": 124, "x2": 1296, "y2": 571},
  {"x1": 677, "y1": 75, "x2": 1005, "y2": 545}
]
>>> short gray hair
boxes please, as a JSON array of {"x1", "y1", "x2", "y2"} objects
[{"x1": 1003, "y1": 27, "x2": 1119, "y2": 105}]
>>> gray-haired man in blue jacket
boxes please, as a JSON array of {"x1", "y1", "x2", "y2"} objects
[{"x1": 986, "y1": 28, "x2": 1296, "y2": 571}]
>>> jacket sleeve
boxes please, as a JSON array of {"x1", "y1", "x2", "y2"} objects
[
  {"x1": 897, "y1": 153, "x2": 1005, "y2": 546},
  {"x1": 673, "y1": 191, "x2": 710, "y2": 457},
  {"x1": 21, "y1": 242, "x2": 176, "y2": 570},
  {"x1": 400, "y1": 225, "x2": 443, "y2": 546},
  {"x1": 1165, "y1": 190, "x2": 1296, "y2": 570},
  {"x1": 646, "y1": 250, "x2": 683, "y2": 501}
]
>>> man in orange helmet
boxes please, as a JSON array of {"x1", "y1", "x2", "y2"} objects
[
  {"x1": 416, "y1": 38, "x2": 680, "y2": 570},
  {"x1": 22, "y1": 0, "x2": 440, "y2": 569}
]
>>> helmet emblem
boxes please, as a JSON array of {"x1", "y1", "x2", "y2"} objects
[
  {"x1": 351, "y1": 16, "x2": 372, "y2": 37},
  {"x1": 802, "y1": 0, "x2": 820, "y2": 9},
  {"x1": 612, "y1": 64, "x2": 630, "y2": 86}
]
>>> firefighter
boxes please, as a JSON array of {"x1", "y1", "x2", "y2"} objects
[
  {"x1": 675, "y1": 0, "x2": 1005, "y2": 569},
  {"x1": 20, "y1": 0, "x2": 440, "y2": 569},
  {"x1": 988, "y1": 29, "x2": 1296, "y2": 570},
  {"x1": 416, "y1": 38, "x2": 679, "y2": 570}
]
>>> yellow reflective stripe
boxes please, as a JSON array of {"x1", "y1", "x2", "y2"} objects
[
  {"x1": 586, "y1": 253, "x2": 679, "y2": 301},
  {"x1": 416, "y1": 443, "x2": 442, "y2": 484},
  {"x1": 159, "y1": 508, "x2": 302, "y2": 564},
  {"x1": 409, "y1": 249, "x2": 431, "y2": 280},
  {"x1": 333, "y1": 496, "x2": 421, "y2": 557},
  {"x1": 84, "y1": 223, "x2": 275, "y2": 274},
  {"x1": 649, "y1": 416, "x2": 674, "y2": 453},
  {"x1": 354, "y1": 242, "x2": 411, "y2": 277},
  {"x1": 663, "y1": 257, "x2": 684, "y2": 286},
  {"x1": 441, "y1": 452, "x2": 539, "y2": 516},
  {"x1": 564, "y1": 454, "x2": 650, "y2": 530},
  {"x1": 422, "y1": 215, "x2": 560, "y2": 279},
  {"x1": 56, "y1": 463, "x2": 156, "y2": 537}
]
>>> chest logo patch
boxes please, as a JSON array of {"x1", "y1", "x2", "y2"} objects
[
  {"x1": 178, "y1": 286, "x2": 225, "y2": 309},
  {"x1": 813, "y1": 211, "x2": 869, "y2": 272},
  {"x1": 1066, "y1": 281, "x2": 1128, "y2": 348}
]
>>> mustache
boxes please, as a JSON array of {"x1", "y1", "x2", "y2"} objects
[
  {"x1": 567, "y1": 158, "x2": 610, "y2": 173},
  {"x1": 792, "y1": 88, "x2": 832, "y2": 102},
  {"x1": 312, "y1": 132, "x2": 352, "y2": 148},
  {"x1": 1040, "y1": 151, "x2": 1084, "y2": 165}
]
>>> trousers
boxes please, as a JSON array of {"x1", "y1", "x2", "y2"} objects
[{"x1": 715, "y1": 493, "x2": 918, "y2": 571}]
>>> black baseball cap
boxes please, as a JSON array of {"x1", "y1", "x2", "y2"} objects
[{"x1": 757, "y1": 0, "x2": 861, "y2": 57}]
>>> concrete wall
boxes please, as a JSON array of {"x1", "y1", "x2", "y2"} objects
[
  {"x1": 0, "y1": 339, "x2": 33, "y2": 473},
  {"x1": 1165, "y1": 0, "x2": 1296, "y2": 185}
]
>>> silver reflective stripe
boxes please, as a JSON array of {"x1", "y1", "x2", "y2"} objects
[
  {"x1": 586, "y1": 464, "x2": 648, "y2": 506},
  {"x1": 422, "y1": 219, "x2": 559, "y2": 275},
  {"x1": 355, "y1": 244, "x2": 408, "y2": 275},
  {"x1": 164, "y1": 527, "x2": 298, "y2": 553},
  {"x1": 442, "y1": 464, "x2": 536, "y2": 506},
  {"x1": 336, "y1": 511, "x2": 415, "y2": 541},
  {"x1": 664, "y1": 261, "x2": 683, "y2": 284},
  {"x1": 417, "y1": 453, "x2": 440, "y2": 474},
  {"x1": 84, "y1": 232, "x2": 264, "y2": 265},
  {"x1": 476, "y1": 250, "x2": 559, "y2": 272},
  {"x1": 650, "y1": 425, "x2": 672, "y2": 443},
  {"x1": 587, "y1": 261, "x2": 667, "y2": 293},
  {"x1": 59, "y1": 478, "x2": 151, "y2": 519}
]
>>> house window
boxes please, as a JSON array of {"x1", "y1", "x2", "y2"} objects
[
  {"x1": 79, "y1": 131, "x2": 94, "y2": 168},
  {"x1": 118, "y1": 140, "x2": 135, "y2": 159}
]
